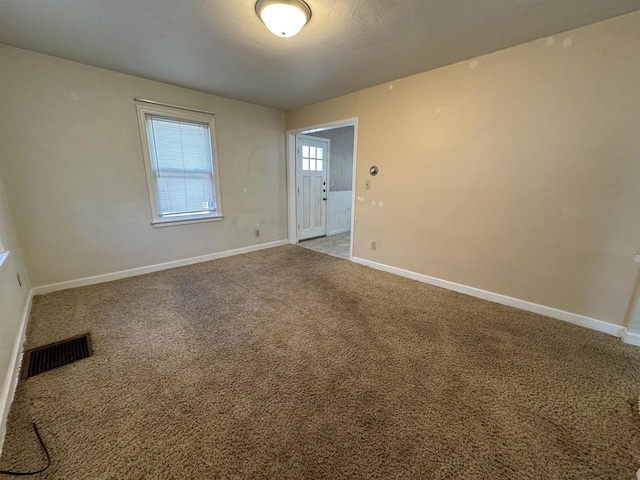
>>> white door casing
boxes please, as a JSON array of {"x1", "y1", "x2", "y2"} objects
[{"x1": 296, "y1": 135, "x2": 329, "y2": 241}]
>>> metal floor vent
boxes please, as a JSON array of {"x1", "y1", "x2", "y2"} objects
[{"x1": 24, "y1": 333, "x2": 92, "y2": 378}]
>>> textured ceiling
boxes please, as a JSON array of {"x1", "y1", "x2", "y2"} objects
[{"x1": 1, "y1": 0, "x2": 639, "y2": 110}]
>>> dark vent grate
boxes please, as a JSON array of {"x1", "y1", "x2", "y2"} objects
[{"x1": 24, "y1": 333, "x2": 92, "y2": 378}]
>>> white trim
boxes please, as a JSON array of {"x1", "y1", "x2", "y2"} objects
[
  {"x1": 349, "y1": 125, "x2": 358, "y2": 260},
  {"x1": 352, "y1": 257, "x2": 625, "y2": 338},
  {"x1": 133, "y1": 98, "x2": 215, "y2": 116},
  {"x1": 0, "y1": 290, "x2": 33, "y2": 456},
  {"x1": 152, "y1": 214, "x2": 224, "y2": 228},
  {"x1": 623, "y1": 329, "x2": 640, "y2": 347},
  {"x1": 286, "y1": 132, "x2": 297, "y2": 246},
  {"x1": 286, "y1": 118, "x2": 358, "y2": 261},
  {"x1": 33, "y1": 240, "x2": 288, "y2": 295}
]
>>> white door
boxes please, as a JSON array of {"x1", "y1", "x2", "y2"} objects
[{"x1": 296, "y1": 135, "x2": 329, "y2": 240}]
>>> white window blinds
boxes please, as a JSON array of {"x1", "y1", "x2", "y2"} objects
[{"x1": 145, "y1": 115, "x2": 217, "y2": 219}]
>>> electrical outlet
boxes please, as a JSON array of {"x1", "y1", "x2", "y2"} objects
[
  {"x1": 255, "y1": 229, "x2": 260, "y2": 237},
  {"x1": 371, "y1": 241, "x2": 377, "y2": 251},
  {"x1": 634, "y1": 254, "x2": 640, "y2": 263},
  {"x1": 365, "y1": 180, "x2": 371, "y2": 190}
]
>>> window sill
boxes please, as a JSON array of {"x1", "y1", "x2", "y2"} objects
[
  {"x1": 0, "y1": 250, "x2": 9, "y2": 269},
  {"x1": 151, "y1": 215, "x2": 224, "y2": 228}
]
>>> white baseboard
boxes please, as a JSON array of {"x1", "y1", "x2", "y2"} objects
[
  {"x1": 352, "y1": 257, "x2": 625, "y2": 338},
  {"x1": 33, "y1": 240, "x2": 288, "y2": 295},
  {"x1": 0, "y1": 290, "x2": 33, "y2": 456},
  {"x1": 328, "y1": 228, "x2": 350, "y2": 236},
  {"x1": 622, "y1": 329, "x2": 640, "y2": 347}
]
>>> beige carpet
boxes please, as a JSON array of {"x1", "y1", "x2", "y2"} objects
[{"x1": 1, "y1": 245, "x2": 640, "y2": 479}]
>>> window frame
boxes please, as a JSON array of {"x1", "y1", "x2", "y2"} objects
[{"x1": 135, "y1": 103, "x2": 223, "y2": 227}]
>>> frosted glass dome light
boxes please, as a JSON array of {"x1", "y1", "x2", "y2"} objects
[{"x1": 256, "y1": 0, "x2": 311, "y2": 38}]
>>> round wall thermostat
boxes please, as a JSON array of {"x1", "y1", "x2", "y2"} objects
[{"x1": 369, "y1": 166, "x2": 379, "y2": 176}]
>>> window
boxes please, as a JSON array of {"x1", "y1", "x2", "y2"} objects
[
  {"x1": 301, "y1": 145, "x2": 323, "y2": 171},
  {"x1": 136, "y1": 103, "x2": 222, "y2": 226}
]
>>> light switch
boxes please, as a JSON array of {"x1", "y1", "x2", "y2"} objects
[{"x1": 365, "y1": 180, "x2": 371, "y2": 190}]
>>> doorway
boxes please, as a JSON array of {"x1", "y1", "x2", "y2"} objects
[{"x1": 287, "y1": 119, "x2": 358, "y2": 260}]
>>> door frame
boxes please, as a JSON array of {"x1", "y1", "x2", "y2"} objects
[
  {"x1": 286, "y1": 118, "x2": 358, "y2": 260},
  {"x1": 295, "y1": 134, "x2": 330, "y2": 241}
]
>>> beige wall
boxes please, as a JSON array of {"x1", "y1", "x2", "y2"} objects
[
  {"x1": 309, "y1": 127, "x2": 354, "y2": 192},
  {"x1": 0, "y1": 46, "x2": 287, "y2": 287},
  {"x1": 0, "y1": 171, "x2": 30, "y2": 431},
  {"x1": 287, "y1": 12, "x2": 640, "y2": 326}
]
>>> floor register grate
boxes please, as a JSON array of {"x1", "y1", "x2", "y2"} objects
[{"x1": 23, "y1": 333, "x2": 93, "y2": 378}]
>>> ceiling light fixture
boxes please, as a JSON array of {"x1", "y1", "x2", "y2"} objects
[{"x1": 255, "y1": 0, "x2": 311, "y2": 38}]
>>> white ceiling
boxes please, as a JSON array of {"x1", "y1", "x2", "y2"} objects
[{"x1": 1, "y1": 0, "x2": 639, "y2": 110}]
